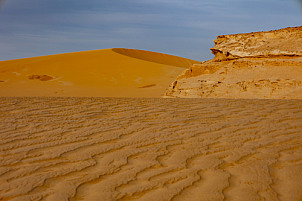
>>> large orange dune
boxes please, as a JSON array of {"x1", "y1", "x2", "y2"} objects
[{"x1": 0, "y1": 48, "x2": 199, "y2": 97}]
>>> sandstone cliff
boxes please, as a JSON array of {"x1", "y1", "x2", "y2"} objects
[{"x1": 165, "y1": 26, "x2": 302, "y2": 99}]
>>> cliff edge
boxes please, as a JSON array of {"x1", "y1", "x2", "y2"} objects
[{"x1": 165, "y1": 26, "x2": 302, "y2": 99}]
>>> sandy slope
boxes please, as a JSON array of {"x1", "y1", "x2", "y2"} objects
[
  {"x1": 0, "y1": 97, "x2": 302, "y2": 201},
  {"x1": 0, "y1": 48, "x2": 199, "y2": 97},
  {"x1": 166, "y1": 57, "x2": 302, "y2": 99}
]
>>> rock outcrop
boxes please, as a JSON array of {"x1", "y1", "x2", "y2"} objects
[{"x1": 165, "y1": 26, "x2": 302, "y2": 99}]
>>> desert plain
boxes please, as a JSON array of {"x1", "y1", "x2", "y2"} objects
[{"x1": 1, "y1": 26, "x2": 302, "y2": 201}]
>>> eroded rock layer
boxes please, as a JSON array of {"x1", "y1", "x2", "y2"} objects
[
  {"x1": 211, "y1": 26, "x2": 302, "y2": 60},
  {"x1": 165, "y1": 26, "x2": 302, "y2": 99}
]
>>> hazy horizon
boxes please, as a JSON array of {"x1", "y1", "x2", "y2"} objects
[{"x1": 0, "y1": 0, "x2": 302, "y2": 61}]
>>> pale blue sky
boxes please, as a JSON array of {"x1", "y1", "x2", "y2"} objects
[{"x1": 0, "y1": 0, "x2": 301, "y2": 61}]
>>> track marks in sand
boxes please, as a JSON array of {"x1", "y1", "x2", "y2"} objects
[{"x1": 0, "y1": 98, "x2": 302, "y2": 201}]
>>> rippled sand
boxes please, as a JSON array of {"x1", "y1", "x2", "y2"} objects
[{"x1": 1, "y1": 98, "x2": 302, "y2": 201}]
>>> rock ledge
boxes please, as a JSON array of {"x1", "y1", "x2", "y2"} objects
[{"x1": 165, "y1": 26, "x2": 302, "y2": 99}]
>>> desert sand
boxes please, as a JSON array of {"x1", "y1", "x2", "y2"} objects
[
  {"x1": 0, "y1": 97, "x2": 302, "y2": 201},
  {"x1": 0, "y1": 48, "x2": 199, "y2": 97},
  {"x1": 1, "y1": 26, "x2": 302, "y2": 201}
]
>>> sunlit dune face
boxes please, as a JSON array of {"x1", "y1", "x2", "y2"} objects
[{"x1": 0, "y1": 48, "x2": 200, "y2": 97}]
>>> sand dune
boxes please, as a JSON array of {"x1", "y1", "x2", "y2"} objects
[
  {"x1": 1, "y1": 97, "x2": 302, "y2": 201},
  {"x1": 0, "y1": 49, "x2": 199, "y2": 97},
  {"x1": 1, "y1": 26, "x2": 302, "y2": 201}
]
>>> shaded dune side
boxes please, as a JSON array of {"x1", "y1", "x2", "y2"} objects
[
  {"x1": 112, "y1": 48, "x2": 200, "y2": 68},
  {"x1": 0, "y1": 98, "x2": 302, "y2": 201}
]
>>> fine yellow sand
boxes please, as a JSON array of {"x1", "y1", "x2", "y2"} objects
[
  {"x1": 1, "y1": 97, "x2": 302, "y2": 201},
  {"x1": 0, "y1": 48, "x2": 199, "y2": 97}
]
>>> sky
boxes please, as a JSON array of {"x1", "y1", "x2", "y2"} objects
[{"x1": 0, "y1": 0, "x2": 302, "y2": 61}]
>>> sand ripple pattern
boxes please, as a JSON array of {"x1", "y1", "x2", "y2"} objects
[{"x1": 0, "y1": 98, "x2": 302, "y2": 201}]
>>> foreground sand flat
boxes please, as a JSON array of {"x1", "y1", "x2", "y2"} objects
[{"x1": 0, "y1": 98, "x2": 302, "y2": 201}]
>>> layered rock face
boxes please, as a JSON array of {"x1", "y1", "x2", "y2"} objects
[{"x1": 165, "y1": 26, "x2": 302, "y2": 99}]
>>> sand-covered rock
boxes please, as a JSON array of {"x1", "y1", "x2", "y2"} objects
[{"x1": 165, "y1": 26, "x2": 302, "y2": 99}]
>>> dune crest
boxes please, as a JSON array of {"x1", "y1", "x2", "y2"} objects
[
  {"x1": 112, "y1": 48, "x2": 198, "y2": 68},
  {"x1": 165, "y1": 26, "x2": 302, "y2": 99},
  {"x1": 0, "y1": 48, "x2": 200, "y2": 97}
]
